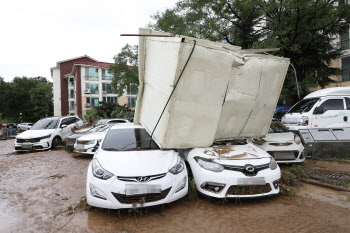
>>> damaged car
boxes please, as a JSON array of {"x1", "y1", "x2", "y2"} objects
[
  {"x1": 86, "y1": 123, "x2": 188, "y2": 209},
  {"x1": 185, "y1": 140, "x2": 280, "y2": 198},
  {"x1": 250, "y1": 120, "x2": 305, "y2": 163},
  {"x1": 73, "y1": 124, "x2": 111, "y2": 155},
  {"x1": 15, "y1": 116, "x2": 83, "y2": 151},
  {"x1": 66, "y1": 124, "x2": 110, "y2": 152}
]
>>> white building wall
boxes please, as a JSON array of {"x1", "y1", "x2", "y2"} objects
[{"x1": 52, "y1": 68, "x2": 61, "y2": 116}]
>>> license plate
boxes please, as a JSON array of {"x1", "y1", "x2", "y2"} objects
[
  {"x1": 75, "y1": 144, "x2": 85, "y2": 150},
  {"x1": 237, "y1": 177, "x2": 266, "y2": 185},
  {"x1": 274, "y1": 152, "x2": 295, "y2": 160},
  {"x1": 21, "y1": 144, "x2": 33, "y2": 149},
  {"x1": 125, "y1": 184, "x2": 161, "y2": 195}
]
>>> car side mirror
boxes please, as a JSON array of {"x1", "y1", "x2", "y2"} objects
[
  {"x1": 60, "y1": 124, "x2": 67, "y2": 129},
  {"x1": 313, "y1": 106, "x2": 325, "y2": 115}
]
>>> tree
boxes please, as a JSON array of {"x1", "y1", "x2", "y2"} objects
[
  {"x1": 151, "y1": 0, "x2": 350, "y2": 103},
  {"x1": 109, "y1": 44, "x2": 139, "y2": 96},
  {"x1": 94, "y1": 101, "x2": 118, "y2": 118},
  {"x1": 29, "y1": 82, "x2": 53, "y2": 121},
  {"x1": 111, "y1": 105, "x2": 134, "y2": 119}
]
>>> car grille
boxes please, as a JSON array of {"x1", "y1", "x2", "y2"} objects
[
  {"x1": 227, "y1": 184, "x2": 272, "y2": 195},
  {"x1": 17, "y1": 138, "x2": 40, "y2": 143},
  {"x1": 267, "y1": 151, "x2": 299, "y2": 160},
  {"x1": 269, "y1": 142, "x2": 293, "y2": 146},
  {"x1": 117, "y1": 173, "x2": 166, "y2": 182},
  {"x1": 223, "y1": 163, "x2": 269, "y2": 176},
  {"x1": 112, "y1": 187, "x2": 171, "y2": 204}
]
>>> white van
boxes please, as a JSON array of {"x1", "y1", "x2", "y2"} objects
[{"x1": 282, "y1": 87, "x2": 350, "y2": 132}]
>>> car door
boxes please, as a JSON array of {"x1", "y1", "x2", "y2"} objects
[
  {"x1": 344, "y1": 97, "x2": 350, "y2": 127},
  {"x1": 59, "y1": 118, "x2": 72, "y2": 140},
  {"x1": 311, "y1": 98, "x2": 347, "y2": 128}
]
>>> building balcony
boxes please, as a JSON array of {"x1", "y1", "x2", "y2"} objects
[
  {"x1": 340, "y1": 39, "x2": 350, "y2": 51},
  {"x1": 342, "y1": 72, "x2": 350, "y2": 81},
  {"x1": 85, "y1": 76, "x2": 99, "y2": 81},
  {"x1": 102, "y1": 75, "x2": 113, "y2": 80}
]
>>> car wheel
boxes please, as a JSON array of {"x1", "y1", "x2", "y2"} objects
[{"x1": 51, "y1": 137, "x2": 62, "y2": 149}]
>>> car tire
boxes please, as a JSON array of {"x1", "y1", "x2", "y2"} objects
[{"x1": 51, "y1": 137, "x2": 62, "y2": 149}]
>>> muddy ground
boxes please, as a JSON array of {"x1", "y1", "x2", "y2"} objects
[{"x1": 0, "y1": 140, "x2": 349, "y2": 233}]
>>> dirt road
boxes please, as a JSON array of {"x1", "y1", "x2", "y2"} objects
[{"x1": 0, "y1": 140, "x2": 349, "y2": 233}]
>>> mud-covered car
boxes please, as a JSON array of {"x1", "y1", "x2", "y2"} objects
[
  {"x1": 86, "y1": 124, "x2": 188, "y2": 209},
  {"x1": 66, "y1": 124, "x2": 110, "y2": 152},
  {"x1": 185, "y1": 141, "x2": 280, "y2": 199},
  {"x1": 250, "y1": 120, "x2": 305, "y2": 163},
  {"x1": 15, "y1": 116, "x2": 83, "y2": 151}
]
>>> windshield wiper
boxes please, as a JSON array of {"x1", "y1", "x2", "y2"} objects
[{"x1": 103, "y1": 148, "x2": 118, "y2": 151}]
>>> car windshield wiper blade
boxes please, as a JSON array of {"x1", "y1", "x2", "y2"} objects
[{"x1": 103, "y1": 148, "x2": 118, "y2": 151}]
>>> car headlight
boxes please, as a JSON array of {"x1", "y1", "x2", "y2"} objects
[
  {"x1": 298, "y1": 116, "x2": 309, "y2": 126},
  {"x1": 269, "y1": 158, "x2": 278, "y2": 170},
  {"x1": 294, "y1": 135, "x2": 301, "y2": 145},
  {"x1": 169, "y1": 157, "x2": 185, "y2": 175},
  {"x1": 86, "y1": 140, "x2": 96, "y2": 145},
  {"x1": 194, "y1": 157, "x2": 224, "y2": 172},
  {"x1": 92, "y1": 159, "x2": 114, "y2": 180},
  {"x1": 251, "y1": 138, "x2": 266, "y2": 145},
  {"x1": 39, "y1": 134, "x2": 51, "y2": 140}
]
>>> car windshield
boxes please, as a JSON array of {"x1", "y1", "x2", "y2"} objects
[
  {"x1": 102, "y1": 128, "x2": 159, "y2": 151},
  {"x1": 31, "y1": 118, "x2": 59, "y2": 130},
  {"x1": 289, "y1": 98, "x2": 319, "y2": 113},
  {"x1": 269, "y1": 121, "x2": 289, "y2": 133}
]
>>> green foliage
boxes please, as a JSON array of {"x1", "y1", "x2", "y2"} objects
[
  {"x1": 111, "y1": 105, "x2": 134, "y2": 119},
  {"x1": 94, "y1": 102, "x2": 118, "y2": 118},
  {"x1": 151, "y1": 0, "x2": 350, "y2": 103},
  {"x1": 109, "y1": 44, "x2": 139, "y2": 96},
  {"x1": 84, "y1": 108, "x2": 100, "y2": 121},
  {"x1": 0, "y1": 76, "x2": 53, "y2": 123}
]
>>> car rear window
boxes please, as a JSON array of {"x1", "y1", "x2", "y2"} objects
[{"x1": 102, "y1": 128, "x2": 159, "y2": 151}]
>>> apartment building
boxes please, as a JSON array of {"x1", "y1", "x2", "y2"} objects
[{"x1": 51, "y1": 55, "x2": 137, "y2": 118}]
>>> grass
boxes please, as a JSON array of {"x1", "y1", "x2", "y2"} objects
[
  {"x1": 279, "y1": 164, "x2": 305, "y2": 196},
  {"x1": 313, "y1": 157, "x2": 350, "y2": 165},
  {"x1": 183, "y1": 178, "x2": 198, "y2": 202},
  {"x1": 67, "y1": 197, "x2": 92, "y2": 215}
]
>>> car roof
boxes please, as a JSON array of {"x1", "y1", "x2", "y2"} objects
[{"x1": 110, "y1": 123, "x2": 143, "y2": 130}]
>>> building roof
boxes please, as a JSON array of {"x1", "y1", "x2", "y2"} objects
[
  {"x1": 56, "y1": 55, "x2": 99, "y2": 64},
  {"x1": 66, "y1": 61, "x2": 114, "y2": 76}
]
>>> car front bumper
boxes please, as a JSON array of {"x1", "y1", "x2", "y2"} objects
[
  {"x1": 189, "y1": 159, "x2": 281, "y2": 199},
  {"x1": 86, "y1": 163, "x2": 188, "y2": 209},
  {"x1": 14, "y1": 140, "x2": 51, "y2": 151},
  {"x1": 74, "y1": 143, "x2": 98, "y2": 155},
  {"x1": 258, "y1": 143, "x2": 306, "y2": 164}
]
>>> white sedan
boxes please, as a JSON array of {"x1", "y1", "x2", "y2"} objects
[
  {"x1": 250, "y1": 120, "x2": 305, "y2": 163},
  {"x1": 185, "y1": 141, "x2": 280, "y2": 198},
  {"x1": 86, "y1": 124, "x2": 188, "y2": 209}
]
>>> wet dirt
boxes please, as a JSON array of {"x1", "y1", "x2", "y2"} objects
[
  {"x1": 0, "y1": 140, "x2": 349, "y2": 232},
  {"x1": 0, "y1": 139, "x2": 15, "y2": 156}
]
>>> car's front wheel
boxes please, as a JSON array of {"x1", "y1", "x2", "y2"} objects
[{"x1": 51, "y1": 137, "x2": 62, "y2": 149}]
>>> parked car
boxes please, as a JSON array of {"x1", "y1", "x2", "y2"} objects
[
  {"x1": 282, "y1": 86, "x2": 350, "y2": 132},
  {"x1": 184, "y1": 140, "x2": 280, "y2": 198},
  {"x1": 249, "y1": 120, "x2": 305, "y2": 163},
  {"x1": 15, "y1": 116, "x2": 83, "y2": 151},
  {"x1": 17, "y1": 123, "x2": 33, "y2": 131},
  {"x1": 66, "y1": 124, "x2": 111, "y2": 151},
  {"x1": 73, "y1": 125, "x2": 111, "y2": 155},
  {"x1": 86, "y1": 123, "x2": 188, "y2": 209},
  {"x1": 95, "y1": 118, "x2": 130, "y2": 126}
]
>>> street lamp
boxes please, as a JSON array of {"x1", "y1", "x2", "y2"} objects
[
  {"x1": 20, "y1": 113, "x2": 22, "y2": 123},
  {"x1": 289, "y1": 63, "x2": 300, "y2": 100}
]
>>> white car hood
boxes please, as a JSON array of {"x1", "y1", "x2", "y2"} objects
[
  {"x1": 96, "y1": 150, "x2": 178, "y2": 176},
  {"x1": 264, "y1": 132, "x2": 295, "y2": 142},
  {"x1": 78, "y1": 132, "x2": 106, "y2": 141},
  {"x1": 16, "y1": 129, "x2": 55, "y2": 139},
  {"x1": 191, "y1": 144, "x2": 270, "y2": 160}
]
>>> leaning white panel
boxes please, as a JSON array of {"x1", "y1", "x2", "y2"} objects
[{"x1": 135, "y1": 28, "x2": 290, "y2": 149}]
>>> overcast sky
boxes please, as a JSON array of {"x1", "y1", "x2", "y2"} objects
[{"x1": 0, "y1": 0, "x2": 177, "y2": 82}]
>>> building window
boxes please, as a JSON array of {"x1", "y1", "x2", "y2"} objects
[
  {"x1": 69, "y1": 89, "x2": 75, "y2": 99},
  {"x1": 85, "y1": 67, "x2": 99, "y2": 81},
  {"x1": 102, "y1": 83, "x2": 114, "y2": 94},
  {"x1": 128, "y1": 97, "x2": 136, "y2": 108},
  {"x1": 102, "y1": 96, "x2": 118, "y2": 104},
  {"x1": 92, "y1": 98, "x2": 99, "y2": 107},
  {"x1": 102, "y1": 69, "x2": 113, "y2": 80},
  {"x1": 85, "y1": 83, "x2": 99, "y2": 94},
  {"x1": 69, "y1": 101, "x2": 75, "y2": 110},
  {"x1": 69, "y1": 78, "x2": 75, "y2": 87},
  {"x1": 127, "y1": 84, "x2": 138, "y2": 95}
]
